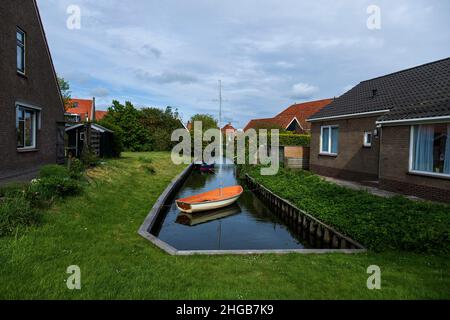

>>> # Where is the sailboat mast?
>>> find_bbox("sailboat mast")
[218,79,222,160]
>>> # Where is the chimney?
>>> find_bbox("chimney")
[91,97,96,122]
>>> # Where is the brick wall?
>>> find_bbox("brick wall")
[0,0,64,181]
[379,125,450,203]
[309,116,380,181]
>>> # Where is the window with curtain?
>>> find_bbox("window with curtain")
[321,125,339,155]
[16,106,37,149]
[411,124,450,176]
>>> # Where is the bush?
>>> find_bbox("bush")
[39,165,70,179]
[81,149,100,167]
[0,196,41,237]
[278,134,311,147]
[27,177,82,205]
[68,158,85,180]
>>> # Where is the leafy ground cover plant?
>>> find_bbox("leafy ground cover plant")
[241,165,450,253]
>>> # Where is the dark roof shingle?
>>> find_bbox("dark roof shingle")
[308,57,450,122]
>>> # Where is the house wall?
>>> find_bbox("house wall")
[309,116,380,181]
[0,0,65,181]
[379,125,450,203]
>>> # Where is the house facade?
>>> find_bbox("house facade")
[244,99,332,133]
[67,98,108,123]
[308,58,450,202]
[0,0,65,182]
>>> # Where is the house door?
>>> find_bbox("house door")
[56,123,65,164]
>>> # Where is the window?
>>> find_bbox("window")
[410,124,450,177]
[364,131,373,147]
[16,106,37,149]
[321,125,339,155]
[17,28,25,74]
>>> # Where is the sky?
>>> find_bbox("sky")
[37,0,450,129]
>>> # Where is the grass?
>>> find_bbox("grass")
[241,165,450,253]
[0,152,449,299]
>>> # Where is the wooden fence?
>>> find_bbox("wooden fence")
[245,174,365,250]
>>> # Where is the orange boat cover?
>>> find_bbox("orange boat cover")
[177,186,243,204]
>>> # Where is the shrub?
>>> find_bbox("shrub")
[39,165,70,179]
[278,134,311,147]
[81,149,100,167]
[0,195,41,237]
[68,158,85,180]
[27,177,82,205]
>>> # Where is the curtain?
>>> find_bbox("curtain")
[444,124,450,174]
[331,127,339,154]
[322,127,329,152]
[413,125,434,172]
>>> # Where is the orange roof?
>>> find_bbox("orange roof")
[68,98,108,122]
[244,98,333,132]
[221,123,237,133]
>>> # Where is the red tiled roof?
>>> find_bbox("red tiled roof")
[244,98,333,132]
[68,99,108,122]
[221,123,237,133]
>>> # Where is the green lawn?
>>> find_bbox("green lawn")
[0,152,449,299]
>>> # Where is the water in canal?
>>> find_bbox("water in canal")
[151,162,309,250]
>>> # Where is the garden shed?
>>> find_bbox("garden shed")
[65,123,114,158]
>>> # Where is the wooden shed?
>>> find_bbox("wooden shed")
[65,123,114,158]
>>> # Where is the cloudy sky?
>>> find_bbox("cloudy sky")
[37,0,450,129]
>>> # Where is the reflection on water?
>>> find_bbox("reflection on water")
[152,162,308,250]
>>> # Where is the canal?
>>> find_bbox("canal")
[151,162,311,251]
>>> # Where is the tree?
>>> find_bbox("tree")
[190,114,218,132]
[140,106,183,151]
[57,76,73,111]
[102,100,151,151]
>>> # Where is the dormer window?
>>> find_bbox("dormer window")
[17,28,26,74]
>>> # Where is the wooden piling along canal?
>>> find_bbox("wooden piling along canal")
[245,174,365,250]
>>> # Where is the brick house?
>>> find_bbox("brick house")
[66,98,108,123]
[308,58,450,202]
[244,99,332,133]
[0,0,65,182]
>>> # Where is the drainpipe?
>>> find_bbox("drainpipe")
[92,97,96,122]
[377,124,383,181]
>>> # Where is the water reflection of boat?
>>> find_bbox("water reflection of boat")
[176,186,244,213]
[176,204,241,226]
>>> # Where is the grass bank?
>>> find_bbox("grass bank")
[0,153,449,299]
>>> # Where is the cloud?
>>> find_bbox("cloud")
[36,0,450,128]
[134,69,198,84]
[90,87,109,97]
[290,83,319,100]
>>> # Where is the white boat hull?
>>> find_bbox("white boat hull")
[176,195,241,214]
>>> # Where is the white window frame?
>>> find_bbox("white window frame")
[320,125,339,156]
[408,125,450,179]
[16,104,38,150]
[17,27,26,75]
[363,131,373,147]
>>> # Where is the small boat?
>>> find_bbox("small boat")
[194,162,215,172]
[176,185,244,213]
[176,204,241,226]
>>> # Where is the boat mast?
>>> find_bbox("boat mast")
[218,80,223,196]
